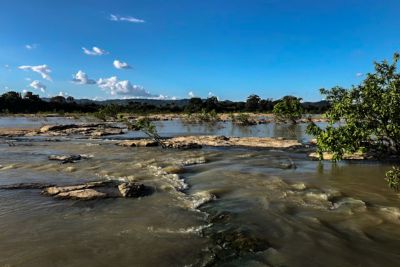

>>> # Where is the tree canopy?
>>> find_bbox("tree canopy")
[307,53,400,160]
[272,96,303,123]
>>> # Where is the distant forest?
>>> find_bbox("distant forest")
[0,91,329,114]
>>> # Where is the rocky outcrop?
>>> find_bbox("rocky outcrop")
[48,154,93,164]
[0,128,34,137]
[37,123,124,137]
[118,140,159,147]
[0,183,55,190]
[42,180,151,200]
[308,151,367,160]
[117,135,302,149]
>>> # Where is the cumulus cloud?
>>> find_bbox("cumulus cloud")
[356,72,364,77]
[109,14,145,23]
[25,44,38,50]
[113,60,131,69]
[18,64,52,81]
[29,80,47,93]
[58,91,69,97]
[72,70,96,85]
[97,76,155,98]
[82,46,108,56]
[188,91,195,98]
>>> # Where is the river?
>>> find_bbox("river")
[0,117,399,266]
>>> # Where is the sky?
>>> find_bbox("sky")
[0,0,400,101]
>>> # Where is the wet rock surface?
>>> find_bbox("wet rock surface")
[118,135,302,149]
[38,123,124,137]
[0,183,55,190]
[43,180,152,200]
[48,154,93,164]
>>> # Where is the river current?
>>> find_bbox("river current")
[0,117,399,267]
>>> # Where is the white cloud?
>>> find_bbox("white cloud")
[109,14,145,23]
[29,80,47,93]
[72,70,96,84]
[4,64,10,69]
[97,76,156,98]
[18,65,52,81]
[58,91,68,97]
[82,46,108,56]
[113,60,131,69]
[356,72,363,77]
[188,91,195,98]
[25,44,38,50]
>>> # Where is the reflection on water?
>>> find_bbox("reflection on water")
[125,120,320,142]
[0,118,399,266]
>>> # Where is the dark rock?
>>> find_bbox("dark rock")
[118,182,147,197]
[0,183,55,190]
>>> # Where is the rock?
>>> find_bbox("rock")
[0,128,35,137]
[162,165,185,174]
[166,142,203,149]
[118,140,159,147]
[42,180,150,200]
[182,156,207,166]
[291,183,306,190]
[308,151,366,160]
[208,227,270,255]
[48,154,92,164]
[118,182,146,198]
[332,197,367,213]
[117,135,302,149]
[91,128,124,137]
[0,183,55,190]
[57,189,107,200]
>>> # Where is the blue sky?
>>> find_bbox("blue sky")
[0,0,399,101]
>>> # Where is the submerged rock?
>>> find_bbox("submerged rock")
[48,154,93,164]
[162,165,186,174]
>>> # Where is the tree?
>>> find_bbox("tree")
[272,96,303,123]
[245,94,261,112]
[307,53,400,161]
[23,91,40,101]
[204,96,219,112]
[185,97,203,113]
[50,96,66,104]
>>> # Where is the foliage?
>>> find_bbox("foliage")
[306,53,400,161]
[245,94,261,112]
[273,96,303,123]
[0,91,330,115]
[93,104,121,121]
[230,113,256,126]
[188,109,219,123]
[133,117,166,148]
[385,166,400,191]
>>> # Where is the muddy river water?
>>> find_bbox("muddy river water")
[0,117,399,266]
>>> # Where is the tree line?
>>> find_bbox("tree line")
[0,91,329,114]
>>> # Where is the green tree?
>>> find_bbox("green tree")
[273,96,303,123]
[307,53,400,161]
[245,94,261,112]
